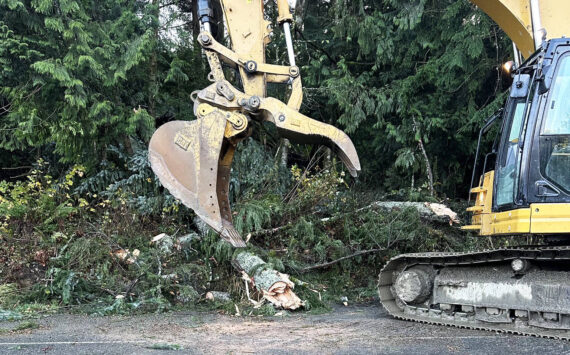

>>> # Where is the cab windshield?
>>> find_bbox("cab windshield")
[540,55,570,193]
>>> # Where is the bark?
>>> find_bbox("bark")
[367,201,460,225]
[294,0,308,32]
[417,139,434,197]
[149,0,159,118]
[280,138,290,168]
[412,116,435,197]
[232,252,303,310]
[205,291,231,302]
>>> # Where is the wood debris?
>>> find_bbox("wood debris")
[205,291,231,302]
[233,252,304,310]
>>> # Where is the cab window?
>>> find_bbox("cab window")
[540,55,570,193]
[496,100,527,207]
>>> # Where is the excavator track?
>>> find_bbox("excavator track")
[378,246,570,340]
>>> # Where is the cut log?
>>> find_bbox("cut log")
[232,252,303,310]
[318,201,459,226]
[205,291,231,302]
[366,201,459,225]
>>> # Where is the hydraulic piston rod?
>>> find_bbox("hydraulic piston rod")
[283,22,296,67]
[197,0,214,33]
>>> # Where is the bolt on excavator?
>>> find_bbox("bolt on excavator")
[148,0,570,339]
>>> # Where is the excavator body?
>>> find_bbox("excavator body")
[379,0,570,339]
[465,37,570,237]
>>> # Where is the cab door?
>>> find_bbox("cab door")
[529,51,570,203]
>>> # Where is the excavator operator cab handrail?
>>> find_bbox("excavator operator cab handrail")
[468,108,504,202]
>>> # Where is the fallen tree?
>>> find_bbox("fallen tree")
[366,201,460,225]
[319,201,460,226]
[299,248,385,273]
[223,201,459,308]
[232,252,304,310]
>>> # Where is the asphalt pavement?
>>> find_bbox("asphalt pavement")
[1,304,569,354]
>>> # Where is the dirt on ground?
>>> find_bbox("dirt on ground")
[1,304,569,354]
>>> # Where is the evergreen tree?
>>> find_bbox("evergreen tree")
[299,0,511,196]
[0,0,207,168]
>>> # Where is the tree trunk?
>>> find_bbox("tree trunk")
[280,138,290,168]
[294,0,308,32]
[149,0,159,119]
[412,116,435,197]
[232,251,303,310]
[367,201,459,225]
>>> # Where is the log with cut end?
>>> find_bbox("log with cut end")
[232,252,303,310]
[367,201,460,225]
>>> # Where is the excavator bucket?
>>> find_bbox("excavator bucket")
[148,111,246,247]
[148,0,361,248]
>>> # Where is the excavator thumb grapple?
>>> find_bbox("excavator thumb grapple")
[148,0,360,247]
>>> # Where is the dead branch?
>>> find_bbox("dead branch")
[250,223,292,238]
[299,248,385,273]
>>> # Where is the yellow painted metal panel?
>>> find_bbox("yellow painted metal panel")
[221,0,268,97]
[465,171,494,233]
[530,203,570,234]
[471,0,534,57]
[480,213,494,235]
[537,1,570,47]
[470,0,570,58]
[481,171,494,214]
[462,225,482,230]
[486,208,531,235]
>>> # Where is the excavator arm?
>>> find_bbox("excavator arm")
[148,0,361,247]
[471,0,570,58]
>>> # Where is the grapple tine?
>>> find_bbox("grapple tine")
[148,111,246,247]
[261,98,361,177]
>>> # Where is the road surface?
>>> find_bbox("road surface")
[1,304,569,354]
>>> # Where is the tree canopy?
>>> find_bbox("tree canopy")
[1,0,512,198]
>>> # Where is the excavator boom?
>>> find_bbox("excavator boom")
[471,0,570,58]
[148,0,360,247]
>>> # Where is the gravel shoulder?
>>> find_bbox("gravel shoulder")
[1,304,569,354]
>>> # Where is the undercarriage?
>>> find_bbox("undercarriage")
[378,246,570,339]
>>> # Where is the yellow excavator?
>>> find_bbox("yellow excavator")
[379,0,570,339]
[148,0,570,339]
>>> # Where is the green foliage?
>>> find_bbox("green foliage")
[233,195,283,236]
[0,0,525,316]
[0,284,18,307]
[0,309,23,321]
[0,160,87,236]
[75,140,176,215]
[230,138,292,201]
[0,0,207,169]
[13,320,39,331]
[300,0,511,196]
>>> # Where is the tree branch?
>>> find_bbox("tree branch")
[299,248,385,273]
[294,28,338,65]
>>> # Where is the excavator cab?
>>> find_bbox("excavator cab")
[466,38,570,237]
